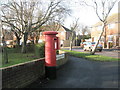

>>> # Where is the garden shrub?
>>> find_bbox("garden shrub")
[7,46,21,53]
[7,44,35,53]
[34,42,45,58]
[26,44,35,53]
[110,42,113,48]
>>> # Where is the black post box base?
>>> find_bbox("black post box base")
[45,66,56,80]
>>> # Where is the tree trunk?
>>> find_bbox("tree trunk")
[82,35,84,41]
[16,38,20,46]
[69,40,73,51]
[14,32,21,47]
[2,36,8,64]
[91,22,106,55]
[35,35,39,44]
[16,37,21,48]
[21,32,28,53]
[104,27,107,48]
[69,32,74,51]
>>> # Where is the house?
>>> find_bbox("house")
[2,24,75,47]
[1,29,16,47]
[38,25,75,47]
[91,13,120,49]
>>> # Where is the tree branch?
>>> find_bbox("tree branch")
[94,1,103,22]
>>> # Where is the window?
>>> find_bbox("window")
[108,24,115,29]
[107,35,113,42]
[97,26,102,30]
[61,31,64,35]
[6,41,10,44]
[97,26,102,31]
[40,32,43,36]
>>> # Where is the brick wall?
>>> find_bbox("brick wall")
[91,22,119,48]
[1,52,68,88]
[56,53,68,68]
[1,59,45,88]
[0,70,2,90]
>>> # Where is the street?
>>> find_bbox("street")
[62,47,119,59]
[28,56,119,88]
[26,48,119,88]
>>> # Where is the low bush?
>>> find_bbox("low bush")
[34,42,45,58]
[7,46,21,53]
[26,44,35,53]
[7,45,35,53]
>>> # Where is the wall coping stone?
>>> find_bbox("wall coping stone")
[1,51,67,70]
[0,58,45,70]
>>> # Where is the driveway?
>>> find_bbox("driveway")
[28,56,119,88]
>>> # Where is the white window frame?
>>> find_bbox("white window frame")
[108,24,115,29]
[97,26,102,31]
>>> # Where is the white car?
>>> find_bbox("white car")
[83,42,103,52]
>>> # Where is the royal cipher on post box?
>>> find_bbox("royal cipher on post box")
[43,31,60,79]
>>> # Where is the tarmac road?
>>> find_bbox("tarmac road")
[28,56,119,88]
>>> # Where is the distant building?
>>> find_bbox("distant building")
[1,30,16,47]
[91,13,120,49]
[3,24,76,47]
[39,25,75,47]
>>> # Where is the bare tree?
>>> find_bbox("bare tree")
[1,0,70,53]
[34,1,70,44]
[81,0,118,54]
[69,18,79,51]
[1,1,37,53]
[78,24,90,41]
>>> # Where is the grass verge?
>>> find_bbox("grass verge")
[62,49,120,61]
[1,46,40,68]
[1,53,39,68]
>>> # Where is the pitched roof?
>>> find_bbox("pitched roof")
[93,13,120,27]
[61,25,72,32]
[107,13,119,23]
[38,24,72,32]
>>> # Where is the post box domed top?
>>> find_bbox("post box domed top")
[43,31,58,35]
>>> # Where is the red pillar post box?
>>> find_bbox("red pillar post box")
[43,31,60,79]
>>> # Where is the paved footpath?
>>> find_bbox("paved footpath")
[72,48,119,59]
[29,56,119,88]
[95,51,119,59]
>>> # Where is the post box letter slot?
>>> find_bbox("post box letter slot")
[54,37,60,50]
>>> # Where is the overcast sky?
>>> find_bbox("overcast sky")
[0,0,119,28]
[64,0,119,28]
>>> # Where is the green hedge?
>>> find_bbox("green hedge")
[34,42,45,58]
[7,45,35,53]
[26,45,35,53]
[7,47,21,53]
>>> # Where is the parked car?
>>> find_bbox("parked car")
[81,42,88,48]
[83,42,103,52]
[83,42,91,51]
